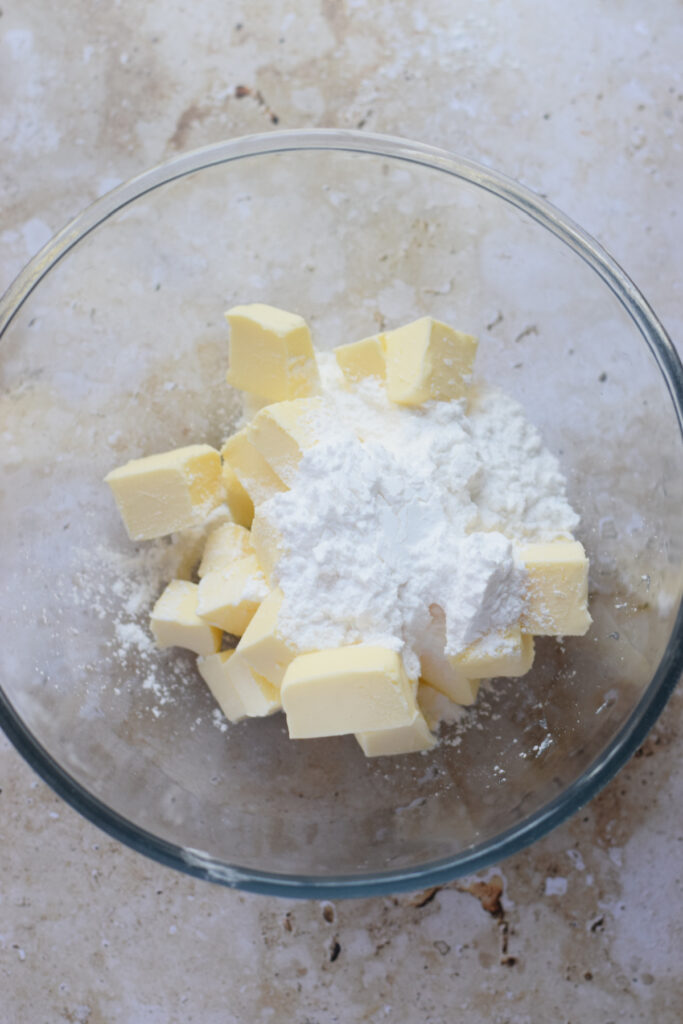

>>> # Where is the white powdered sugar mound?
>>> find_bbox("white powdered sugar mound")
[467,387,580,540]
[262,354,578,680]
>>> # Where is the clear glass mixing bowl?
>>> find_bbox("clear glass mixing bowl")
[1,130,681,898]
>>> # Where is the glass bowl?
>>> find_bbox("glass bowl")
[1,130,681,899]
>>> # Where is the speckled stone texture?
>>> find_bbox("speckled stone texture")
[1,1,682,1022]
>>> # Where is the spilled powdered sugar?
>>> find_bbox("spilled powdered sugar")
[262,355,578,681]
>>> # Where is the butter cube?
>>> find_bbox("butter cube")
[282,646,418,739]
[247,398,322,487]
[334,335,386,383]
[250,510,285,581]
[454,625,535,679]
[418,682,458,731]
[420,648,480,706]
[170,503,235,581]
[105,444,223,541]
[225,303,321,402]
[383,317,478,405]
[221,428,287,506]
[518,541,592,636]
[198,522,254,578]
[234,588,299,688]
[355,709,436,757]
[197,649,281,723]
[150,580,221,655]
[221,464,254,528]
[196,555,268,636]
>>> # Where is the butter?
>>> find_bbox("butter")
[250,510,284,581]
[225,303,321,402]
[197,649,281,722]
[198,522,254,578]
[196,555,268,636]
[221,428,287,506]
[150,580,221,655]
[334,335,386,383]
[281,645,418,739]
[105,444,222,541]
[383,316,478,405]
[171,503,235,580]
[221,463,254,528]
[108,295,589,758]
[418,682,453,731]
[454,625,535,679]
[518,541,592,636]
[233,588,298,688]
[247,398,322,487]
[420,648,480,706]
[355,709,436,757]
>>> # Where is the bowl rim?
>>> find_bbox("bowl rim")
[1,127,682,899]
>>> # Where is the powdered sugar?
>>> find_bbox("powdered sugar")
[240,569,269,604]
[468,386,579,540]
[262,354,579,681]
[114,620,155,655]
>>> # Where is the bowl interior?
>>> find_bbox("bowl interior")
[1,142,681,885]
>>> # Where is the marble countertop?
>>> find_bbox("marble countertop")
[1,1,682,1021]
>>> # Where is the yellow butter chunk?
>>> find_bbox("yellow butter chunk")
[250,510,285,581]
[355,709,436,757]
[247,398,322,487]
[518,541,592,636]
[281,646,418,740]
[334,335,386,383]
[221,428,287,506]
[197,650,281,723]
[233,588,299,688]
[420,648,480,706]
[225,303,321,402]
[196,555,268,636]
[198,522,254,578]
[454,625,535,679]
[221,464,254,528]
[417,682,455,730]
[170,503,235,581]
[383,316,478,406]
[150,580,221,656]
[105,444,223,541]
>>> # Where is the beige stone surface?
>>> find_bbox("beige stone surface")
[1,1,682,1021]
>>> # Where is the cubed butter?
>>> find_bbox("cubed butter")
[221,428,287,506]
[221,463,254,528]
[170,502,235,581]
[417,682,459,731]
[250,510,285,581]
[150,580,221,655]
[196,555,268,636]
[197,649,281,723]
[105,444,223,541]
[233,588,299,688]
[247,398,322,487]
[420,648,480,706]
[282,645,418,739]
[383,316,478,405]
[518,541,592,636]
[225,303,321,402]
[454,625,535,679]
[334,335,386,383]
[355,709,436,757]
[198,522,254,578]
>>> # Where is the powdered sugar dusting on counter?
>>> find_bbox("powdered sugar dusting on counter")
[263,354,579,681]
